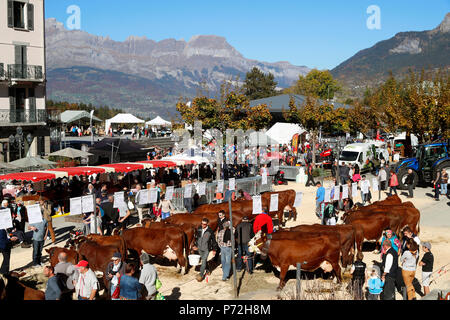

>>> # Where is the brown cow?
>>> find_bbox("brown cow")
[248,231,342,290]
[45,247,79,268]
[143,220,197,253]
[121,227,188,274]
[0,272,45,301]
[286,224,363,268]
[85,234,128,260]
[261,189,298,222]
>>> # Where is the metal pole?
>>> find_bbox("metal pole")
[111,142,114,163]
[296,263,301,300]
[228,197,238,298]
[93,195,97,234]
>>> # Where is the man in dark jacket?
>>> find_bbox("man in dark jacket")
[350,252,366,300]
[405,169,415,198]
[381,239,399,300]
[0,229,17,274]
[235,216,255,273]
[101,195,119,236]
[193,218,216,282]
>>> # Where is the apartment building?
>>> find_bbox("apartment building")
[0,0,57,162]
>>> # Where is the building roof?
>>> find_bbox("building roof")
[249,94,352,112]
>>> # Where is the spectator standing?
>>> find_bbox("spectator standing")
[217,220,233,281]
[388,171,399,196]
[432,169,441,201]
[350,252,366,300]
[217,210,229,232]
[54,251,79,292]
[0,229,17,274]
[235,216,254,274]
[139,252,158,300]
[380,228,401,257]
[223,186,236,202]
[367,265,384,300]
[40,199,55,243]
[377,164,387,191]
[405,169,415,198]
[305,163,316,187]
[75,260,99,300]
[440,169,448,197]
[28,212,48,267]
[399,226,421,256]
[134,184,146,224]
[158,194,174,221]
[315,182,325,220]
[419,242,434,296]
[183,180,194,213]
[400,239,419,300]
[119,264,142,300]
[193,218,216,282]
[44,265,62,300]
[381,239,398,300]
[105,252,127,300]
[253,208,274,239]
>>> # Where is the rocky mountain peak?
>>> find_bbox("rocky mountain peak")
[436,12,450,33]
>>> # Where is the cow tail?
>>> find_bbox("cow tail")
[183,231,189,268]
[120,235,127,261]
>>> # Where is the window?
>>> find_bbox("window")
[7,1,33,30]
[339,151,359,162]
[13,1,25,29]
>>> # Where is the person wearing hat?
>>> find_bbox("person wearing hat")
[75,260,99,300]
[419,242,434,296]
[105,252,127,300]
[138,252,158,300]
[235,216,254,273]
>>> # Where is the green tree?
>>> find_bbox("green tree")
[285,69,341,100]
[243,67,278,100]
[282,95,302,124]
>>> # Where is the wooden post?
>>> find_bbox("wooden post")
[296,263,301,300]
[229,197,238,298]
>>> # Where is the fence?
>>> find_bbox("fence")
[171,176,274,211]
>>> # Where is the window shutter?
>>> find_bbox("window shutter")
[7,0,13,28]
[27,3,34,31]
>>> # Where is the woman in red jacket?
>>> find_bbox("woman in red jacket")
[389,171,399,196]
[253,208,274,239]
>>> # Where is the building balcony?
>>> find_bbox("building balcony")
[7,64,44,82]
[0,109,59,126]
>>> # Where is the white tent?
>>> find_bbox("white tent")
[146,116,172,127]
[266,122,306,145]
[105,113,145,134]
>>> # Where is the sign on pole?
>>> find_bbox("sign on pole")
[82,195,95,213]
[324,187,331,203]
[0,208,13,230]
[197,182,207,196]
[294,192,303,207]
[229,178,236,191]
[70,197,82,215]
[184,184,192,199]
[269,194,279,212]
[372,178,379,192]
[165,186,174,201]
[342,184,349,199]
[149,188,159,203]
[361,180,370,194]
[352,183,358,199]
[138,190,149,205]
[262,172,268,185]
[217,180,224,193]
[26,204,43,224]
[114,191,125,208]
[333,185,340,201]
[252,195,262,214]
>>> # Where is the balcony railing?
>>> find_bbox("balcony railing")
[0,109,49,124]
[0,63,5,79]
[7,64,44,81]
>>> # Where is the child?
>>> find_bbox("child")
[419,242,434,296]
[367,265,384,300]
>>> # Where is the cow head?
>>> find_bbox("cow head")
[248,231,268,256]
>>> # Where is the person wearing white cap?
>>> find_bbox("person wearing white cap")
[105,252,127,300]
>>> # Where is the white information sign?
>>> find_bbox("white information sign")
[372,178,379,192]
[269,194,279,212]
[217,180,224,193]
[165,186,174,201]
[262,172,268,185]
[361,180,370,194]
[352,183,358,199]
[334,186,340,201]
[82,195,95,213]
[26,204,43,224]
[138,190,149,205]
[149,188,159,203]
[184,184,192,199]
[229,178,236,191]
[70,197,82,215]
[114,192,125,208]
[293,192,303,207]
[252,195,262,215]
[0,208,13,230]
[342,185,349,199]
[197,182,207,196]
[324,188,331,203]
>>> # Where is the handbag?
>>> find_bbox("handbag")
[111,275,121,299]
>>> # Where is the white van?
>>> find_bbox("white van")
[338,143,376,166]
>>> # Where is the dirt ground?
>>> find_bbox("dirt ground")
[5,179,450,300]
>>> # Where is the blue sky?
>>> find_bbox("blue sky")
[45,0,449,70]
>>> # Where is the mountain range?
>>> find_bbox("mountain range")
[331,13,450,90]
[45,18,310,117]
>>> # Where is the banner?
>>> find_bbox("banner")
[333,185,340,201]
[293,192,303,207]
[252,195,262,214]
[0,208,13,230]
[269,194,279,212]
[291,133,300,155]
[26,204,43,224]
[70,197,82,215]
[165,186,174,201]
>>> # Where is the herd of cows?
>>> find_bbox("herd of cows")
[0,189,420,300]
